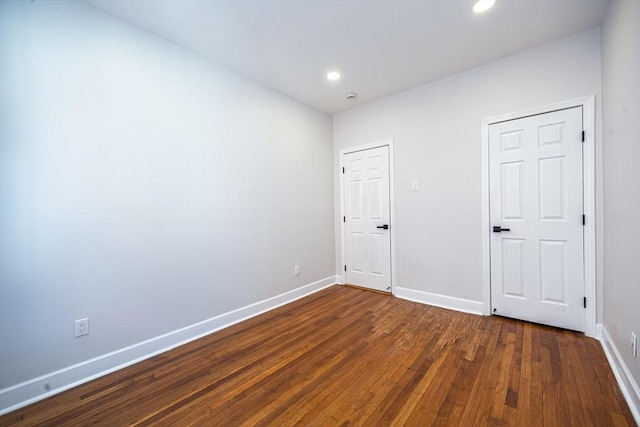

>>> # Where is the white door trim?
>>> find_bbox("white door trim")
[340,139,396,294]
[481,96,597,337]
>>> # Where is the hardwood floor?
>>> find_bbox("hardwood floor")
[0,285,635,426]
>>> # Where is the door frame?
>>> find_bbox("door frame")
[481,96,597,337]
[339,139,396,294]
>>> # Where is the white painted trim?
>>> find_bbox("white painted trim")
[339,139,396,293]
[581,96,597,338]
[481,118,491,316]
[395,287,484,316]
[0,276,338,415]
[600,326,640,424]
[388,142,397,295]
[481,96,598,337]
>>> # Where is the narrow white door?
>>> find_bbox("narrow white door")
[489,107,585,331]
[343,146,391,292]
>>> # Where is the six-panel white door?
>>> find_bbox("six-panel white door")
[489,107,585,331]
[343,146,391,292]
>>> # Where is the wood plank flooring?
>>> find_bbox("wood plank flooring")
[0,285,635,426]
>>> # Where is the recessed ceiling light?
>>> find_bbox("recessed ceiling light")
[472,0,496,13]
[326,71,341,81]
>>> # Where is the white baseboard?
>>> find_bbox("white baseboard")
[335,275,344,284]
[394,286,484,316]
[0,276,338,416]
[599,325,640,424]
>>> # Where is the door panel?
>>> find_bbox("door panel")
[501,161,525,219]
[490,107,584,331]
[502,238,525,298]
[539,157,565,220]
[539,240,566,303]
[370,232,385,276]
[343,146,391,292]
[350,233,364,273]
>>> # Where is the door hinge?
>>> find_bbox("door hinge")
[342,167,345,173]
[582,214,586,225]
[583,297,587,308]
[343,216,346,223]
[344,265,347,272]
[582,131,585,142]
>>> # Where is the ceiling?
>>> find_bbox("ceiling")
[85,0,608,114]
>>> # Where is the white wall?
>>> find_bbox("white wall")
[0,0,334,405]
[601,0,640,394]
[333,29,602,307]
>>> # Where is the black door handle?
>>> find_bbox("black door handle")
[493,226,511,233]
[377,224,389,230]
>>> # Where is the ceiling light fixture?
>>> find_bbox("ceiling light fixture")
[326,71,341,81]
[472,0,496,13]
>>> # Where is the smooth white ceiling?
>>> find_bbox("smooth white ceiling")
[85,0,608,114]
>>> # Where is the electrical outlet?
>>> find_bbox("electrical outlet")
[294,265,300,276]
[75,318,89,338]
[631,332,637,357]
